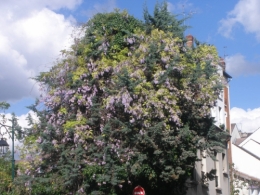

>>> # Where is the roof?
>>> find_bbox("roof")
[232,144,260,180]
[223,71,232,79]
[231,123,236,132]
[235,170,260,183]
[235,138,247,145]
[239,128,260,147]
[236,144,260,161]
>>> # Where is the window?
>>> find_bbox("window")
[222,153,226,172]
[215,176,218,187]
[214,152,220,188]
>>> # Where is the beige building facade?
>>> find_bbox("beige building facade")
[186,35,232,195]
[231,124,260,195]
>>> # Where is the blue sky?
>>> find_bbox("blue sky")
[1,0,260,132]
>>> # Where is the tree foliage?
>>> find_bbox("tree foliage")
[0,102,21,195]
[0,102,10,111]
[15,2,229,195]
[0,154,12,194]
[143,2,187,37]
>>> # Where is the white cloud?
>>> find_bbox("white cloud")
[219,0,260,40]
[0,1,80,102]
[1,111,37,129]
[0,0,82,14]
[0,111,38,159]
[167,2,175,12]
[83,0,117,18]
[1,111,38,135]
[231,107,260,132]
[226,54,260,76]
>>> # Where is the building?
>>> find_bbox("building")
[186,35,232,195]
[231,123,260,195]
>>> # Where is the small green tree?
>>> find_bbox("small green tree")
[0,154,13,194]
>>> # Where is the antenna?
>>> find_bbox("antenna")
[180,1,196,34]
[187,10,196,23]
[223,46,228,59]
[182,4,186,26]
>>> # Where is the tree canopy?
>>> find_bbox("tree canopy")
[15,2,229,195]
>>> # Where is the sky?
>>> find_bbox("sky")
[0,0,260,133]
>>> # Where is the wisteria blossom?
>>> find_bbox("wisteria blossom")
[15,6,227,195]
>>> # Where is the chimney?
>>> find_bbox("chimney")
[219,58,226,71]
[186,34,193,48]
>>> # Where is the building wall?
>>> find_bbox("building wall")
[232,144,260,195]
[242,140,260,157]
[186,149,230,195]
[233,179,250,195]
[231,124,241,144]
[211,65,226,129]
[224,85,233,166]
[239,129,260,158]
[187,78,230,195]
[231,124,260,195]
[185,37,231,195]
[232,144,260,180]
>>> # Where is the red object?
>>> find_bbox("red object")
[133,185,145,195]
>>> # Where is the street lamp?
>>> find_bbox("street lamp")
[0,137,9,155]
[0,118,15,181]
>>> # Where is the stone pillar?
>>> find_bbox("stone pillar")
[253,188,258,195]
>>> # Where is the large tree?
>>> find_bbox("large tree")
[16,2,229,195]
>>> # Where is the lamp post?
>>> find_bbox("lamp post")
[0,137,9,155]
[0,118,15,181]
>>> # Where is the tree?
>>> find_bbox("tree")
[15,2,229,195]
[143,1,186,37]
[0,102,10,111]
[0,154,13,194]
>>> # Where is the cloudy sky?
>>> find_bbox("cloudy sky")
[1,0,260,132]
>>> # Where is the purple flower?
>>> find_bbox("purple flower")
[78,187,84,193]
[164,45,169,51]
[52,140,58,145]
[25,181,30,187]
[130,118,135,123]
[139,58,145,64]
[26,155,32,161]
[126,37,135,44]
[36,137,42,143]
